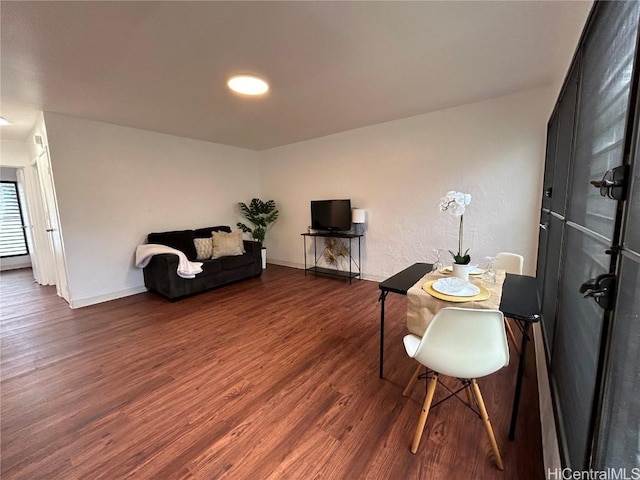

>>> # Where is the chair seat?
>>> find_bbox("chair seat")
[404,333,506,378]
[402,334,421,358]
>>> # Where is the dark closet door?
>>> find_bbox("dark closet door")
[542,111,559,211]
[536,111,557,322]
[536,210,549,315]
[593,98,640,469]
[539,59,580,358]
[549,0,640,469]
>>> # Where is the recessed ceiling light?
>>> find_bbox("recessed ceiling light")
[227,75,269,96]
[0,117,11,126]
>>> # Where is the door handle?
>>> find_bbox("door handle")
[579,279,596,294]
[590,179,618,188]
[46,228,54,232]
[539,222,548,231]
[580,274,616,311]
[590,165,628,200]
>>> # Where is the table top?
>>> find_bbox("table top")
[301,232,363,238]
[379,262,540,323]
[499,274,540,322]
[379,263,433,294]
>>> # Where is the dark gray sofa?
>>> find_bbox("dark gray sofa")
[142,226,262,300]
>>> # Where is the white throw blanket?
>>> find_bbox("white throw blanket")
[135,244,203,279]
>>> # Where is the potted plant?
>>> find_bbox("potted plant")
[439,190,473,280]
[237,198,279,269]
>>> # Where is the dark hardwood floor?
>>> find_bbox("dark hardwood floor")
[0,265,543,479]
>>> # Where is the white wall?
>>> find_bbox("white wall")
[43,113,261,307]
[0,139,30,168]
[34,86,553,306]
[1,166,19,181]
[261,87,554,279]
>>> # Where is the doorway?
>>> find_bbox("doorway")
[0,137,69,304]
[0,168,32,273]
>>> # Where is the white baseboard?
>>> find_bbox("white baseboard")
[267,259,383,283]
[70,286,148,309]
[68,260,380,309]
[533,323,561,474]
[0,261,32,271]
[267,258,305,270]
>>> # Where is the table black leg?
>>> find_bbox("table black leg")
[378,291,388,378]
[509,321,530,440]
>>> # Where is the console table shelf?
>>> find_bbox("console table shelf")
[305,266,360,280]
[301,232,363,284]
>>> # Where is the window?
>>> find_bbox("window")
[0,181,29,257]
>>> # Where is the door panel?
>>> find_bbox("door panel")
[567,1,638,240]
[551,227,610,467]
[541,214,564,357]
[552,61,580,216]
[625,165,640,251]
[594,256,640,468]
[543,113,559,211]
[36,147,69,302]
[593,91,640,469]
[536,211,549,298]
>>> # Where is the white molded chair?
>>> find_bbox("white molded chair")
[402,307,509,470]
[493,252,524,354]
[494,252,524,275]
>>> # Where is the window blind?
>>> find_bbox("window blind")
[0,181,29,257]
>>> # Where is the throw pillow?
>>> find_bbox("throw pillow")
[211,230,246,259]
[148,230,197,260]
[193,237,214,260]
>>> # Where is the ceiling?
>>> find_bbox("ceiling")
[1,1,592,151]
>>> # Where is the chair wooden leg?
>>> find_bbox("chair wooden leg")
[403,363,423,397]
[411,373,438,454]
[471,379,504,470]
[504,317,520,356]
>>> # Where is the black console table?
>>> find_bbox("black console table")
[301,232,362,284]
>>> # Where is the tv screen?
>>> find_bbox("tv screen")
[311,199,352,232]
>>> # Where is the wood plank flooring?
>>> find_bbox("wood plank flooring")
[0,266,543,479]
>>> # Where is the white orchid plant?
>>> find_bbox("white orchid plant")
[439,190,472,265]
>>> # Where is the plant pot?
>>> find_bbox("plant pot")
[261,247,267,269]
[452,263,473,281]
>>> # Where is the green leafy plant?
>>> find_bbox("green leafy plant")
[449,248,471,265]
[237,198,279,243]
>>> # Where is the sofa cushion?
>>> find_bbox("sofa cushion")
[212,231,245,259]
[221,253,254,270]
[194,225,232,238]
[199,258,223,275]
[148,230,197,260]
[193,237,214,260]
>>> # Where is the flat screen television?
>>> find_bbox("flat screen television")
[311,199,352,232]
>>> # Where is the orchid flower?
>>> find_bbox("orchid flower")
[439,190,472,264]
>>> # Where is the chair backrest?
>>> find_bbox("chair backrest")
[412,307,509,379]
[494,252,524,275]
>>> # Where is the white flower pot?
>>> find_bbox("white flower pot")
[452,263,472,281]
[261,247,267,269]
